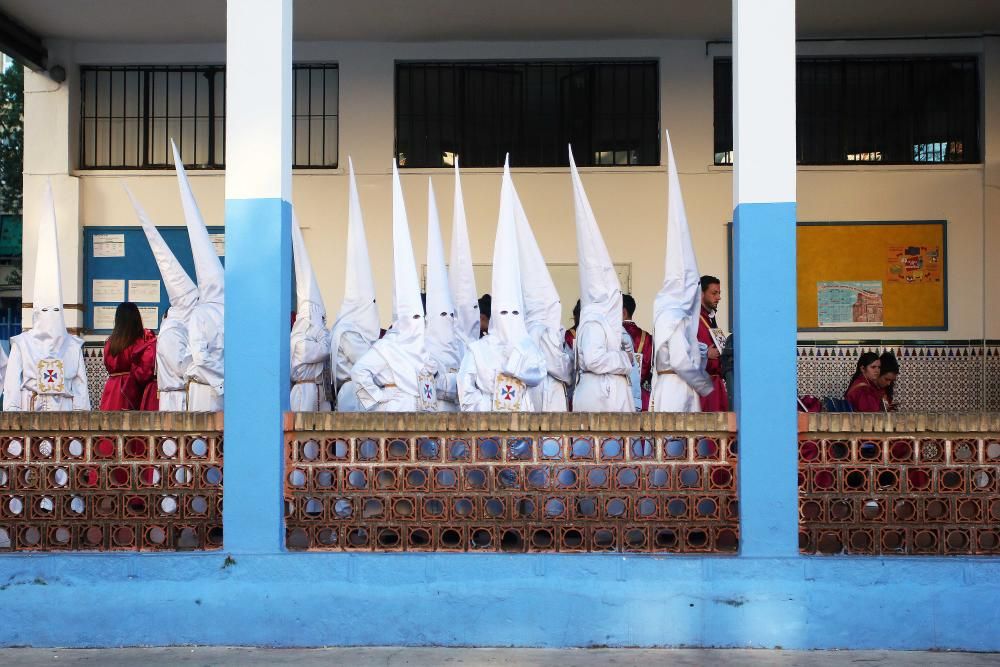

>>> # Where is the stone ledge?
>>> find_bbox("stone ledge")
[285,411,737,434]
[800,412,1000,435]
[0,412,224,433]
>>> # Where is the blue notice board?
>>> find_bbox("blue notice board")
[83,226,225,334]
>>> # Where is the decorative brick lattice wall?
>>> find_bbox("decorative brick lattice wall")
[799,413,1000,555]
[0,412,223,551]
[285,412,738,553]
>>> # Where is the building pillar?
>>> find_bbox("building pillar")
[731,0,798,557]
[222,0,293,553]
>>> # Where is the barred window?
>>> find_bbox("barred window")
[395,60,659,168]
[713,56,980,166]
[79,64,339,169]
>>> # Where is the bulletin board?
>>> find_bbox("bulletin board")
[797,220,947,331]
[83,226,225,334]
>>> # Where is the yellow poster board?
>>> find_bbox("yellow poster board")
[797,221,946,331]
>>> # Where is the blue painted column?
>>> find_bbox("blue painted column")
[222,0,293,553]
[732,0,799,557]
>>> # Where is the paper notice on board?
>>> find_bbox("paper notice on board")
[129,279,161,302]
[93,234,125,258]
[93,306,117,330]
[209,234,225,256]
[92,279,125,303]
[137,306,159,330]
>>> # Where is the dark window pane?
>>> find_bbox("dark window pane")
[395,60,659,168]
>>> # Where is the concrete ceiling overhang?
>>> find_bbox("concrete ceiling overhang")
[1,0,999,45]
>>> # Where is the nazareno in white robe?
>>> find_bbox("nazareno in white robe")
[650,318,713,412]
[3,333,90,411]
[155,312,193,411]
[457,335,547,412]
[186,302,224,411]
[290,310,332,411]
[572,316,634,413]
[331,327,372,412]
[526,322,573,412]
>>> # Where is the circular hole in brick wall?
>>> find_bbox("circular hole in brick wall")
[204,466,223,486]
[813,470,835,490]
[53,527,71,545]
[160,438,178,458]
[113,526,135,547]
[925,499,947,520]
[36,439,54,458]
[95,497,116,517]
[346,528,368,548]
[497,468,518,489]
[655,528,677,549]
[876,470,898,489]
[440,528,462,548]
[377,528,400,548]
[667,499,687,517]
[556,469,577,487]
[453,499,473,517]
[678,468,699,487]
[850,531,872,551]
[973,470,992,490]
[0,468,7,486]
[830,500,851,520]
[160,496,178,515]
[69,496,85,515]
[890,441,913,461]
[602,438,622,458]
[301,440,320,461]
[465,469,487,489]
[8,496,23,515]
[140,466,161,486]
[416,438,439,460]
[67,439,84,457]
[394,498,414,518]
[696,438,718,458]
[527,468,548,488]
[347,471,366,489]
[531,529,553,549]
[22,526,41,547]
[317,528,337,547]
[358,439,379,460]
[862,500,881,520]
[544,499,566,518]
[801,500,822,520]
[94,438,115,458]
[882,529,903,551]
[125,438,147,458]
[362,499,384,519]
[304,498,323,518]
[979,531,999,551]
[571,438,593,458]
[606,499,626,518]
[5,439,22,458]
[637,498,657,517]
[696,498,717,517]
[148,526,167,545]
[37,496,54,515]
[947,530,969,551]
[576,498,597,517]
[716,529,738,551]
[479,439,500,460]
[914,530,938,551]
[334,499,353,519]
[587,468,608,487]
[828,442,850,460]
[471,529,492,549]
[435,469,457,487]
[941,471,963,490]
[987,442,1000,459]
[541,439,561,458]
[893,499,916,521]
[288,469,307,488]
[286,527,310,550]
[687,530,708,549]
[406,469,427,488]
[126,496,146,515]
[624,529,645,549]
[449,440,470,460]
[484,499,504,518]
[617,469,638,487]
[845,471,866,489]
[817,532,842,555]
[563,529,584,549]
[711,468,732,487]
[187,438,207,457]
[593,529,615,549]
[424,499,445,518]
[958,499,979,520]
[648,468,669,488]
[508,437,532,460]
[953,442,974,462]
[316,471,335,488]
[84,527,103,547]
[858,442,879,460]
[907,469,931,490]
[516,499,535,517]
[19,467,36,487]
[409,528,430,548]
[173,466,193,486]
[631,438,654,459]
[387,439,408,458]
[328,439,349,459]
[664,438,686,458]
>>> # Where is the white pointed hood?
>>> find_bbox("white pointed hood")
[171,140,224,305]
[291,212,326,325]
[569,145,622,342]
[512,180,561,331]
[332,158,381,346]
[30,180,68,348]
[124,184,199,322]
[425,178,462,370]
[654,131,702,366]
[448,159,480,343]
[488,156,531,349]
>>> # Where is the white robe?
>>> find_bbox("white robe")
[3,334,90,411]
[290,318,332,412]
[350,345,419,412]
[433,360,461,412]
[0,344,8,398]
[526,323,573,412]
[651,319,713,412]
[457,336,546,412]
[156,317,192,411]
[332,329,373,412]
[572,319,633,412]
[186,302,224,411]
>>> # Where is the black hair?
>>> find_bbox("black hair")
[622,293,637,318]
[478,293,492,319]
[572,299,581,329]
[107,302,145,357]
[700,275,721,292]
[845,351,880,396]
[879,351,900,402]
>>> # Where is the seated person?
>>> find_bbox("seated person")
[844,352,883,412]
[877,351,899,412]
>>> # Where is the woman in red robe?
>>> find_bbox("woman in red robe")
[845,351,883,412]
[100,302,158,410]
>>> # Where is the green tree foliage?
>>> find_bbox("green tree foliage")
[0,62,23,213]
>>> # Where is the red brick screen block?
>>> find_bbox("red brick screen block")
[284,412,738,553]
[0,412,223,552]
[799,412,1000,556]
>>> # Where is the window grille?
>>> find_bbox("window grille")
[80,64,339,169]
[713,56,980,166]
[395,60,659,168]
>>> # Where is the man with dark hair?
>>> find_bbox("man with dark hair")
[697,275,729,411]
[478,293,491,338]
[621,294,653,411]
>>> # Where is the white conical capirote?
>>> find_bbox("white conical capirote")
[488,156,530,347]
[123,183,199,319]
[569,145,622,335]
[653,131,702,365]
[291,213,326,320]
[171,140,224,304]
[511,181,561,331]
[448,158,480,343]
[425,178,461,368]
[391,160,424,329]
[31,180,67,342]
[333,157,380,343]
